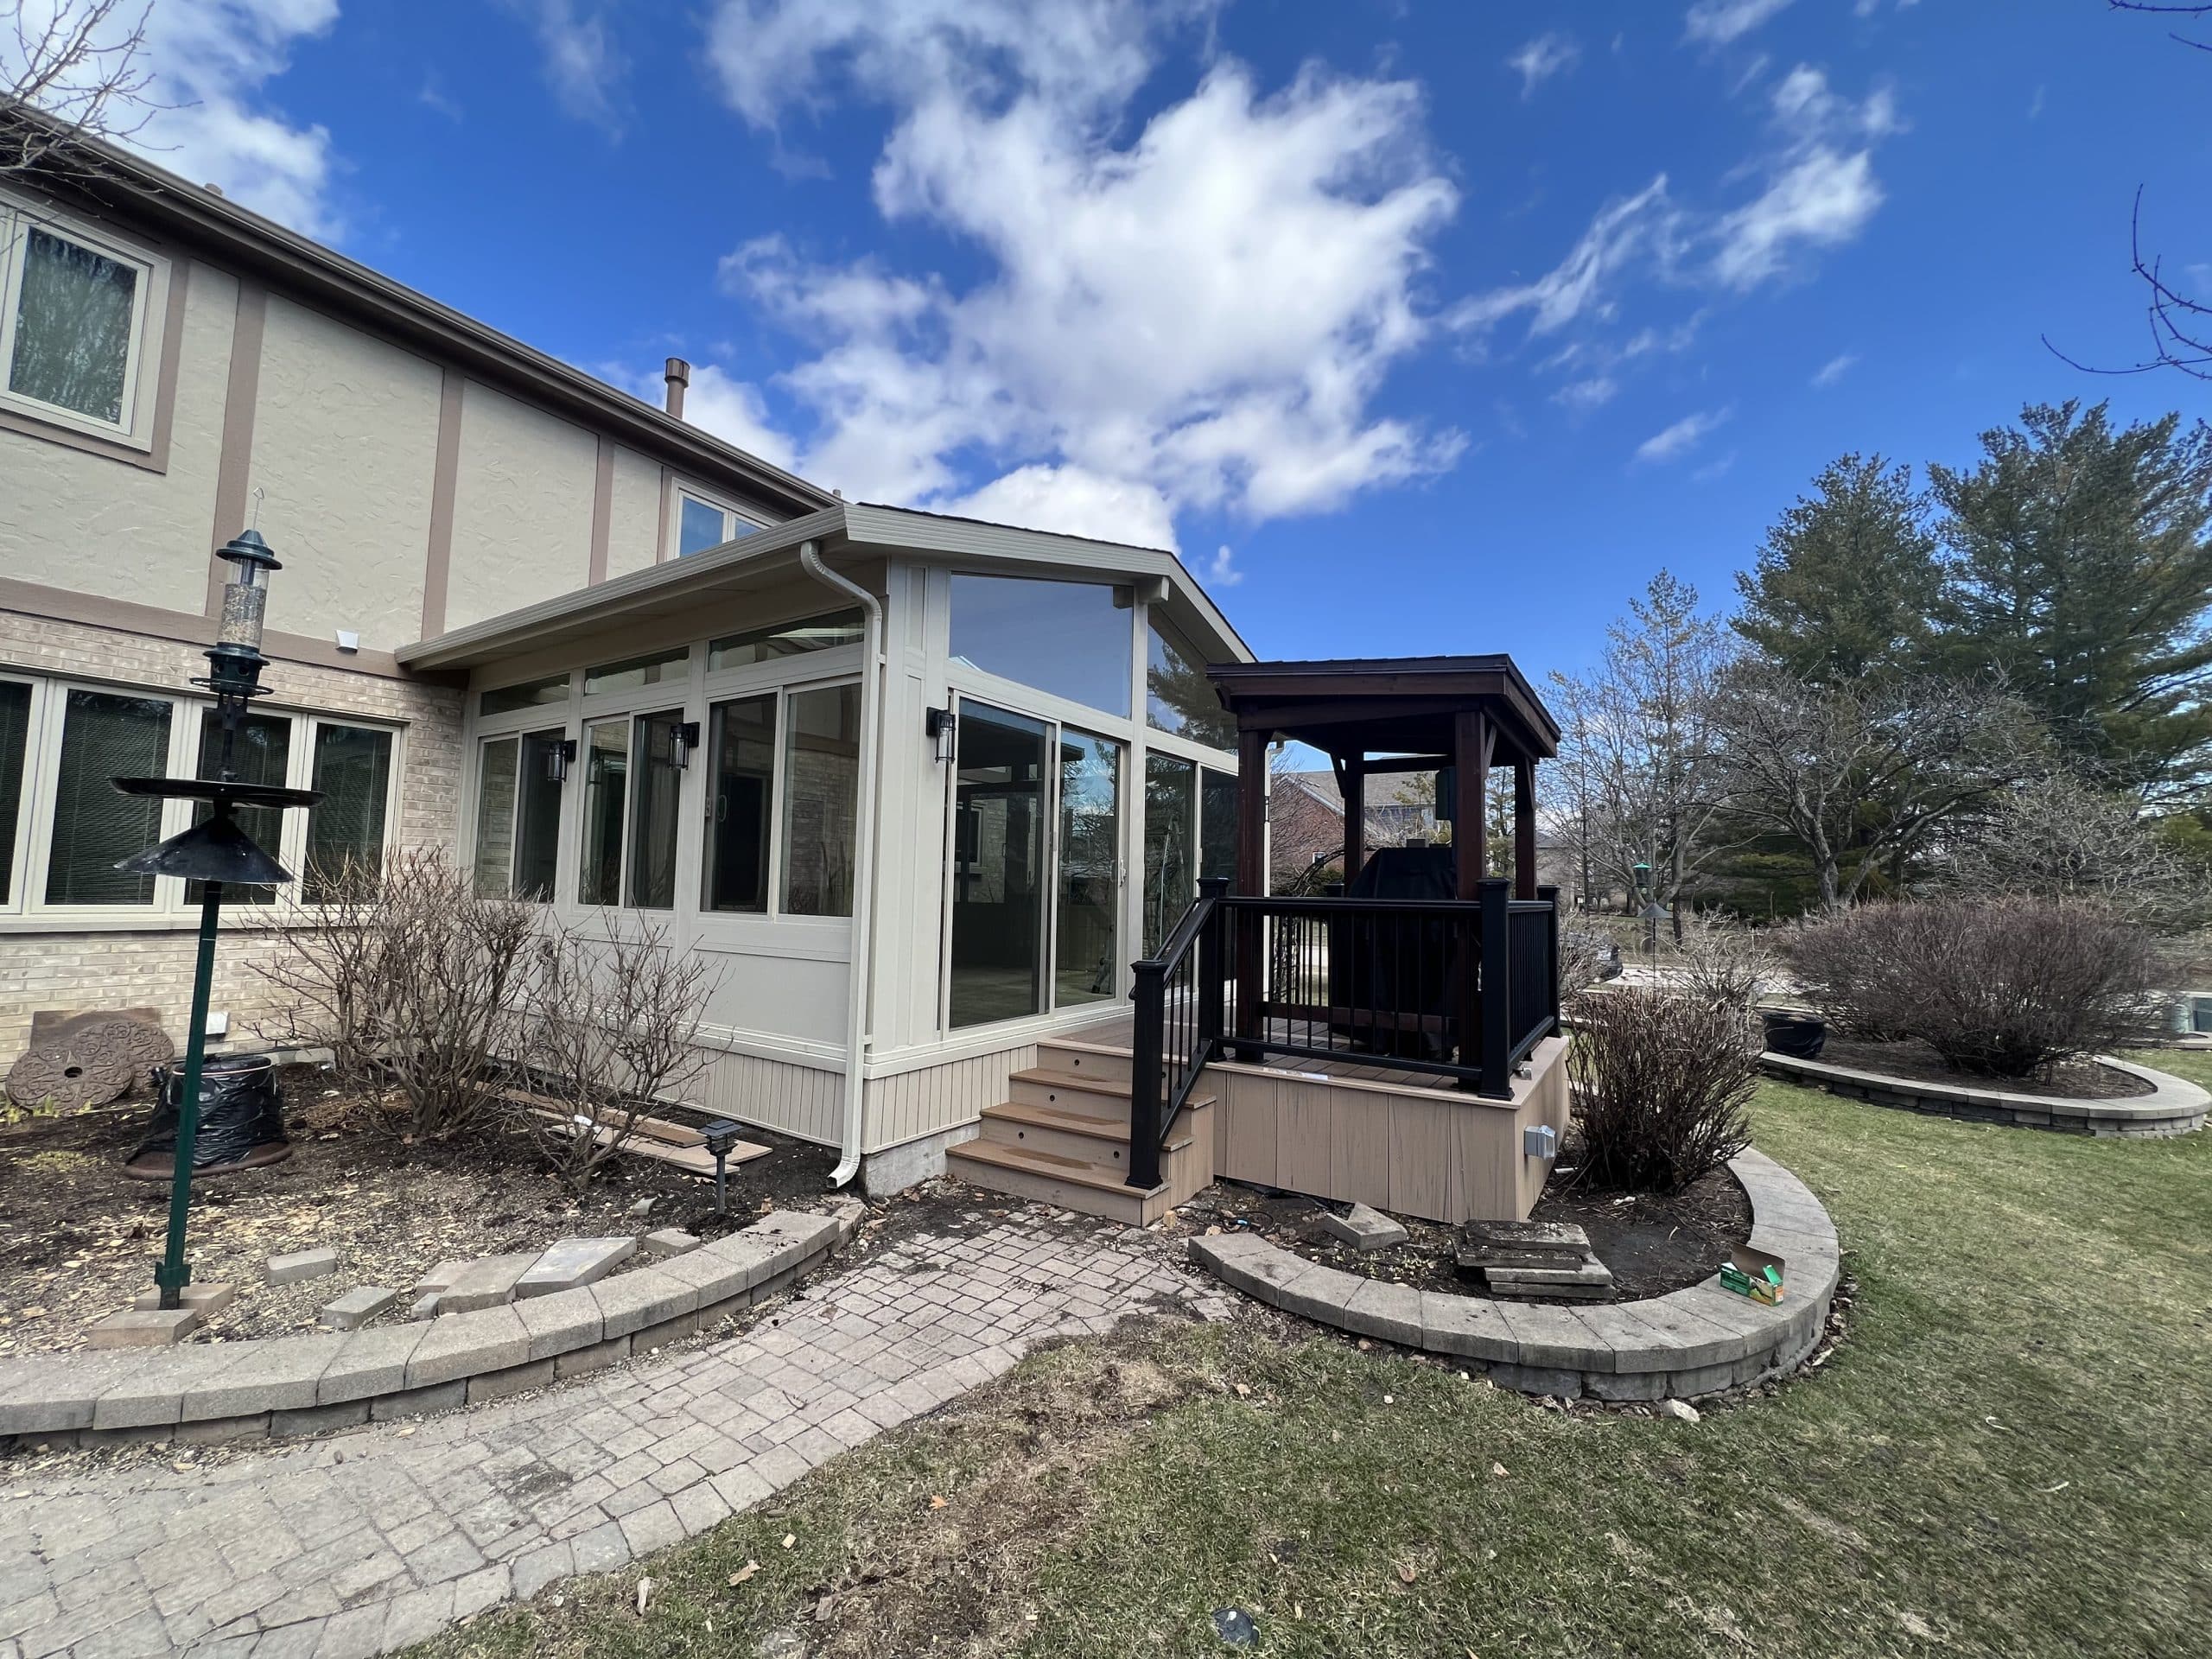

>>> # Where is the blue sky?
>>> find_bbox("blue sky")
[91,0,2210,683]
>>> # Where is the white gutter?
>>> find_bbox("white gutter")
[798,540,883,1189]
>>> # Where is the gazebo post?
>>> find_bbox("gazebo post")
[1338,754,1365,885]
[1513,754,1538,901]
[1233,725,1268,1056]
[1453,710,1491,1084]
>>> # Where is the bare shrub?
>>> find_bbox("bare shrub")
[1556,928,1611,1000]
[1567,986,1758,1193]
[1673,912,1779,1014]
[256,849,537,1139]
[1786,897,2164,1078]
[512,913,719,1191]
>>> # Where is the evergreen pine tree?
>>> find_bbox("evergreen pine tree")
[1929,401,2212,799]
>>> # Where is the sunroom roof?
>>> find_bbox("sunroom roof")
[395,502,1252,673]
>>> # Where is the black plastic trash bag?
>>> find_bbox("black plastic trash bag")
[126,1053,292,1177]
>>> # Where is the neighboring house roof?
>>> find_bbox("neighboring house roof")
[396,501,1253,671]
[3,110,837,520]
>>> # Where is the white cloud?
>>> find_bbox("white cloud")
[1450,176,1673,338]
[707,0,1213,132]
[1205,543,1243,587]
[938,464,1178,550]
[506,0,626,133]
[1506,32,1580,99]
[1692,448,1738,481]
[1811,352,1857,387]
[1635,406,1730,463]
[33,0,348,238]
[1553,375,1618,411]
[1713,146,1880,289]
[1684,0,1794,47]
[703,9,1468,540]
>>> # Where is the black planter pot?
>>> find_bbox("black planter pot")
[1764,1011,1827,1060]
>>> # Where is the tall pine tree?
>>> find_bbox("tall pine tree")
[1929,402,2212,800]
[1732,454,1943,684]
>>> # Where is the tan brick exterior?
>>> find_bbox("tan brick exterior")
[0,612,465,1063]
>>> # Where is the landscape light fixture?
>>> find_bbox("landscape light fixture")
[111,527,321,1312]
[700,1117,745,1214]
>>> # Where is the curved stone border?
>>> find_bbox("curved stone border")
[0,1202,864,1449]
[1761,1051,2208,1138]
[1189,1149,1839,1402]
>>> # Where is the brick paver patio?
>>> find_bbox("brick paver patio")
[0,1217,1221,1657]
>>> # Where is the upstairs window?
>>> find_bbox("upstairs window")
[677,490,762,557]
[0,205,160,443]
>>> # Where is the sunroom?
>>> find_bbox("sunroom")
[395,503,1254,1190]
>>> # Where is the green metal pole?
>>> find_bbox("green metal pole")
[155,880,224,1311]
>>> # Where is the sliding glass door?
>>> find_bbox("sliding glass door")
[1056,731,1122,1007]
[950,703,1050,1028]
[948,699,1127,1030]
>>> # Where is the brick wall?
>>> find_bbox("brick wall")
[0,612,466,1063]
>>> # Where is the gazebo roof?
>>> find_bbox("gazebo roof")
[1204,655,1560,764]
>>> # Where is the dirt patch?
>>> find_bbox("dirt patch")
[1173,1137,1752,1304]
[1817,1038,2153,1100]
[0,1065,837,1354]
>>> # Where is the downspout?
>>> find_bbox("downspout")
[799,539,882,1189]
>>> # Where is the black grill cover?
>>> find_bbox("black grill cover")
[1332,846,1461,1058]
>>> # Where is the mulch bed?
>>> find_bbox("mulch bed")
[1816,1037,2154,1100]
[0,1065,837,1356]
[1173,1130,1752,1305]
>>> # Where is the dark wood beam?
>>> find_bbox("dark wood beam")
[1452,710,1491,901]
[1514,755,1537,901]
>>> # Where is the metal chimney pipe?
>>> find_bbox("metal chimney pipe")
[664,357,691,419]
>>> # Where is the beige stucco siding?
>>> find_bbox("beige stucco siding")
[251,295,442,652]
[444,383,594,629]
[0,262,237,614]
[604,445,664,579]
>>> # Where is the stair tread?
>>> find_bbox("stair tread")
[981,1098,1197,1153]
[1012,1067,1217,1111]
[946,1137,1167,1198]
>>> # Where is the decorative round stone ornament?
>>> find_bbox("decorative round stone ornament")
[4,1046,134,1112]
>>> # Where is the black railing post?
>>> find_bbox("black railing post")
[1478,876,1512,1098]
[1128,961,1166,1190]
[1537,884,1561,1037]
[1197,877,1228,1055]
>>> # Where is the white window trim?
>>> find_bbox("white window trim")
[0,670,404,931]
[669,480,770,561]
[0,189,169,451]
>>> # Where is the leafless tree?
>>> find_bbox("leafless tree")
[2,2,158,177]
[513,914,720,1192]
[1548,571,1738,939]
[2044,6,2212,378]
[1937,771,2212,933]
[1711,661,2044,908]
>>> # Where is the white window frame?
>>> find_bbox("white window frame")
[0,190,168,449]
[701,670,863,923]
[669,480,769,560]
[0,671,403,929]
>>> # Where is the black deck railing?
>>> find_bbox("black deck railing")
[1125,877,1560,1190]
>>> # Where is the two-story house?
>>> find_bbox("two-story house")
[0,117,1253,1194]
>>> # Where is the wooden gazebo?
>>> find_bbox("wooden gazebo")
[1203,654,1561,903]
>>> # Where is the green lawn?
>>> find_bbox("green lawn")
[421,1056,2212,1658]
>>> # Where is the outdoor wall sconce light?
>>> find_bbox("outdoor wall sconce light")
[545,737,577,784]
[111,527,321,1313]
[700,1117,744,1214]
[670,720,702,770]
[925,705,957,762]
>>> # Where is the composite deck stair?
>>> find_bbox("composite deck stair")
[944,1039,1216,1224]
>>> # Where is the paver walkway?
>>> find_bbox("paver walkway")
[0,1218,1220,1657]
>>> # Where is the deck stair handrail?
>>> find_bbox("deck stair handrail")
[1125,875,1229,1191]
[1125,878,1561,1191]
